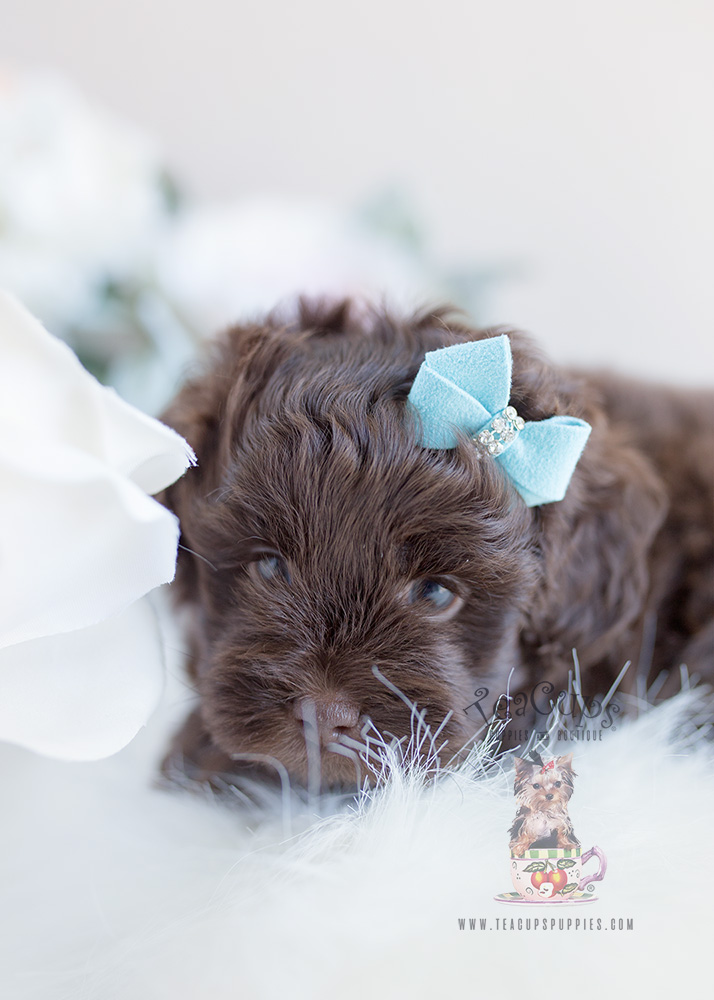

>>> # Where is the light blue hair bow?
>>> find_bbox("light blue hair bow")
[407,335,592,507]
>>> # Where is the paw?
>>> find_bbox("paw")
[509,837,531,857]
[159,708,250,792]
[556,832,580,849]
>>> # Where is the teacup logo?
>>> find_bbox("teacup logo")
[495,752,607,904]
[525,851,576,898]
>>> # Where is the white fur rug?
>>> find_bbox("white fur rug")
[1,609,711,999]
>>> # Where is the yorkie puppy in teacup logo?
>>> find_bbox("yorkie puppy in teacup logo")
[495,752,607,904]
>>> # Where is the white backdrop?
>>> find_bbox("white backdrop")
[4,0,713,383]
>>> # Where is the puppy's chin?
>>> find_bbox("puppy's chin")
[225,731,476,793]
[163,698,479,795]
[211,718,479,792]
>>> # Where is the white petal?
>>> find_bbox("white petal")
[0,599,164,760]
[0,289,195,490]
[0,435,180,649]
[96,385,196,494]
[0,291,195,759]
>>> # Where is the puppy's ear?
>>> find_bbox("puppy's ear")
[513,756,532,778]
[160,324,265,489]
[158,299,355,509]
[555,753,574,771]
[156,323,272,603]
[524,390,668,680]
[514,756,535,794]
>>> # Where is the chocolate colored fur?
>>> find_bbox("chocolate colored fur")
[159,300,713,790]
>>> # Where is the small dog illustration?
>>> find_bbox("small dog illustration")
[509,753,580,857]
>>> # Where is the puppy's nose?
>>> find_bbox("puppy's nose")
[294,694,361,746]
[546,793,554,800]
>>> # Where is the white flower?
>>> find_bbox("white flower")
[0,291,195,760]
[155,197,436,336]
[0,70,171,335]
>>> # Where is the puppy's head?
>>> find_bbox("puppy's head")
[161,300,665,788]
[513,754,576,813]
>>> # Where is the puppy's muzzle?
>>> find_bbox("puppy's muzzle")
[293,693,362,747]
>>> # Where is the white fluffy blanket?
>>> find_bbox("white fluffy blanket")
[1,614,711,1000]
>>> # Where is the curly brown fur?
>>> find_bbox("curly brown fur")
[158,298,714,791]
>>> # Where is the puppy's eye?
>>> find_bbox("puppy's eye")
[532,783,541,789]
[407,579,461,617]
[253,555,291,584]
[554,781,561,788]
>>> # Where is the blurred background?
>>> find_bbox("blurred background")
[3,0,712,413]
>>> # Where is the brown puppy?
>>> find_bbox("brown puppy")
[509,755,579,857]
[159,299,713,791]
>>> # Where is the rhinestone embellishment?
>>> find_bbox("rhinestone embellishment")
[471,405,526,457]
